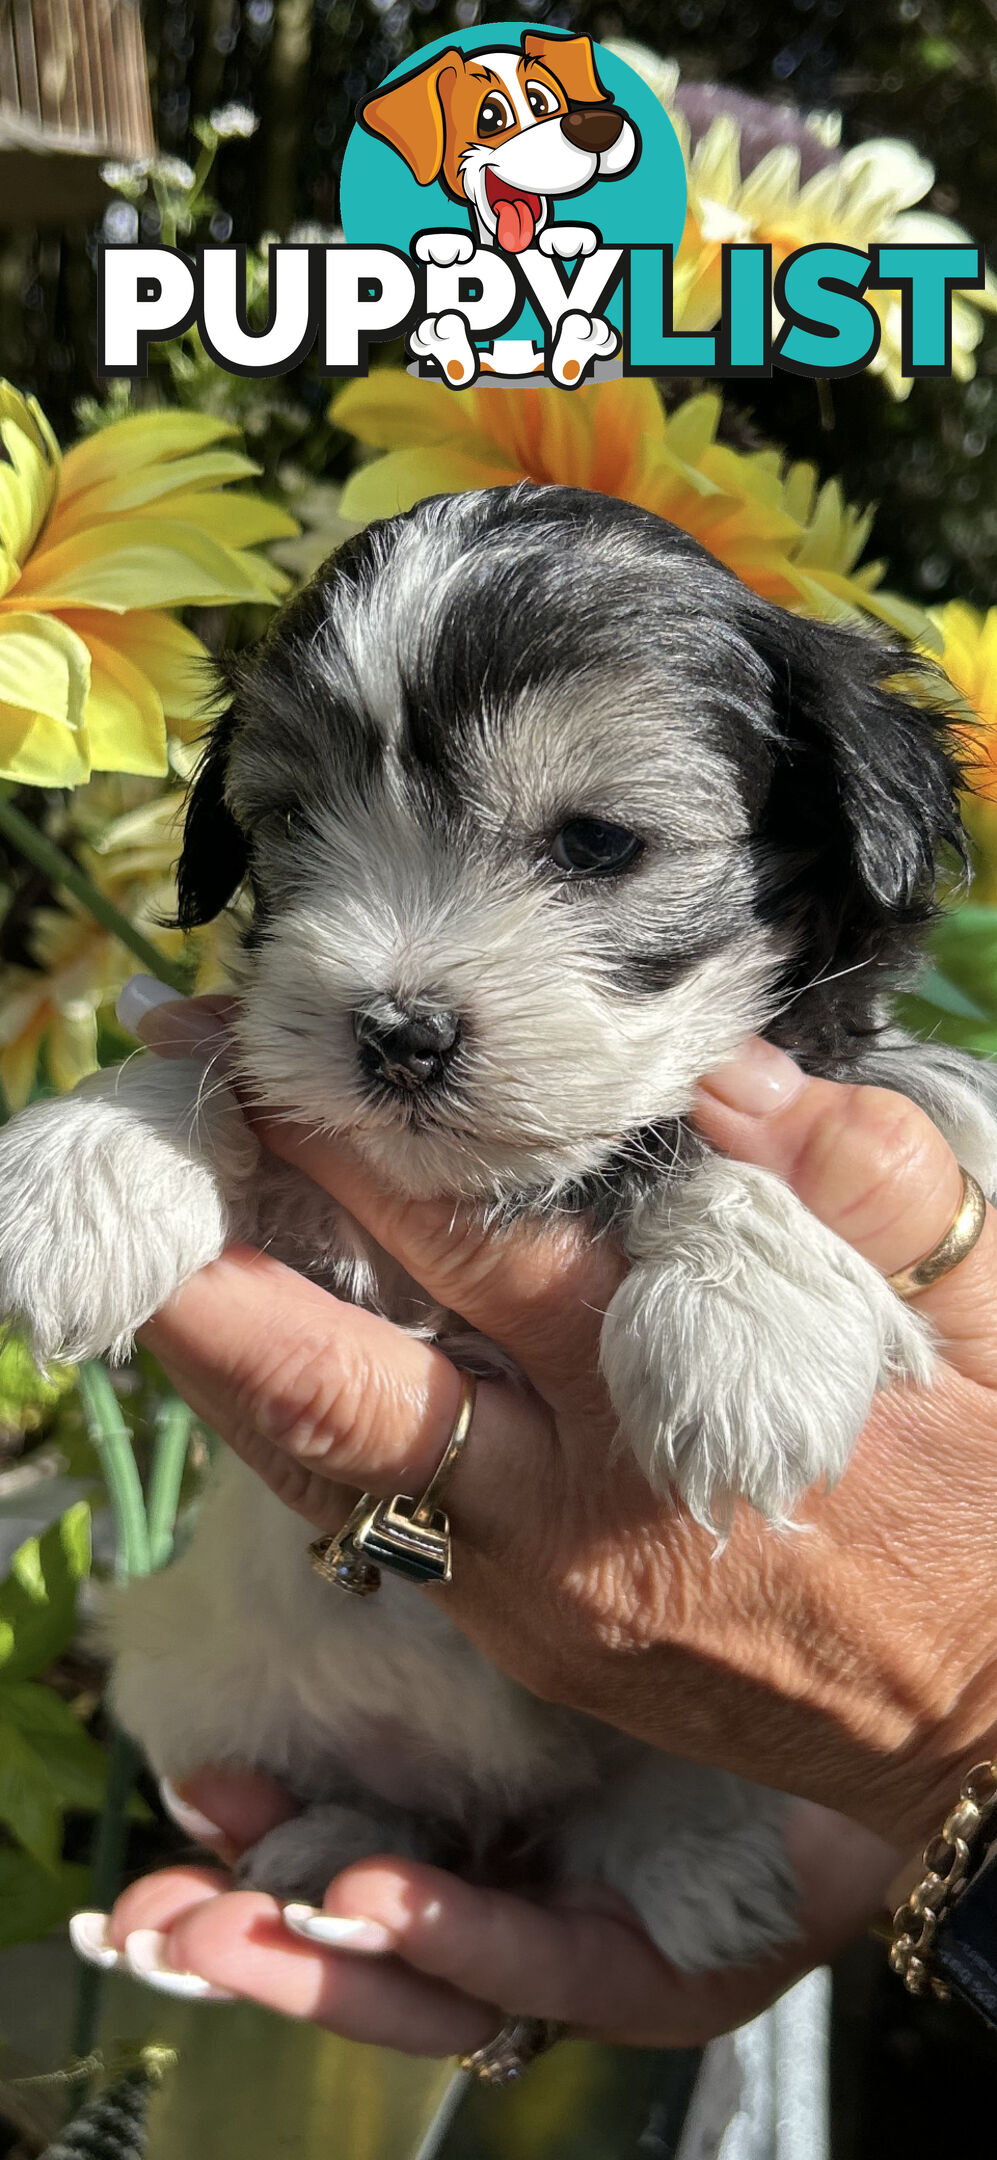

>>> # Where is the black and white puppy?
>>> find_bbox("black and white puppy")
[2,484,996,1971]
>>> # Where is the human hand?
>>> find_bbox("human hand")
[81,999,997,2046]
[89,1763,896,2051]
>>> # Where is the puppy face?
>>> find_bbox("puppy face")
[360,34,639,254]
[181,487,962,1205]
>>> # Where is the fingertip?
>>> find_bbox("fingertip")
[697,1037,808,1120]
[106,1867,228,1951]
[170,1767,301,1852]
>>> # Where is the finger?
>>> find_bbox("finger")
[307,1796,901,2048]
[307,1857,683,2040]
[167,1890,497,2055]
[106,1867,229,1949]
[163,1767,301,1859]
[116,983,236,1061]
[301,1851,867,2050]
[133,992,623,1413]
[140,1246,550,1547]
[694,1037,997,1385]
[258,1136,625,1415]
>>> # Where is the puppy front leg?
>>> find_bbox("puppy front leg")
[600,1154,934,1527]
[559,1750,797,1971]
[0,1054,259,1365]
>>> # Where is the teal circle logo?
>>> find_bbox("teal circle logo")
[340,28,686,260]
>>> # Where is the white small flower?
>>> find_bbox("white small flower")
[287,221,342,245]
[209,102,260,141]
[151,155,197,191]
[100,158,151,188]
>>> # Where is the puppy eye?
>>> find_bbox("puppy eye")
[525,80,559,118]
[549,819,643,877]
[478,94,515,138]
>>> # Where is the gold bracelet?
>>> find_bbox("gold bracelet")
[887,1759,997,1998]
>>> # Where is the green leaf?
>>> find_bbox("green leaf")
[0,1847,89,1948]
[0,1332,76,1433]
[898,905,997,1057]
[926,908,997,1023]
[894,992,997,1060]
[0,1502,91,1679]
[0,1716,63,1868]
[0,1681,110,1813]
[912,966,991,1024]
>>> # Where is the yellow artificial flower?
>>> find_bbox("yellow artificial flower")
[931,600,997,898]
[332,372,930,640]
[608,41,996,400]
[0,384,297,788]
[0,785,189,1107]
[933,600,997,795]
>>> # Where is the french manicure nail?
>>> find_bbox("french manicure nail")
[160,1777,224,1847]
[115,975,187,1038]
[699,1036,808,1118]
[123,1928,235,2002]
[282,1902,394,1955]
[70,1911,122,1972]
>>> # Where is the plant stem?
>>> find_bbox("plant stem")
[147,1397,192,1571]
[0,797,187,994]
[77,1364,151,1582]
[70,1367,155,2093]
[70,1724,141,2068]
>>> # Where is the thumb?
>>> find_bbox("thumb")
[692,1037,997,1385]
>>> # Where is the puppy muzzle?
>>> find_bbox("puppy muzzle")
[353,999,462,1093]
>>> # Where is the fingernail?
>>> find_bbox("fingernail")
[70,1911,122,1972]
[116,975,187,1038]
[160,1777,224,1847]
[282,1902,395,1955]
[123,1928,236,2002]
[699,1036,808,1118]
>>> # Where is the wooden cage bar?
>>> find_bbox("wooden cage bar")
[0,0,155,224]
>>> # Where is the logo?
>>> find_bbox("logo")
[339,27,684,386]
[97,25,985,391]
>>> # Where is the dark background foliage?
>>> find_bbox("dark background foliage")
[1,1,996,614]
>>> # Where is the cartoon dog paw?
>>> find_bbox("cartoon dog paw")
[413,232,475,269]
[550,310,619,387]
[538,225,599,260]
[409,311,479,387]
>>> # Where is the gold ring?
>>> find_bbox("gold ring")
[458,2015,567,2084]
[308,1372,477,1597]
[886,1166,988,1300]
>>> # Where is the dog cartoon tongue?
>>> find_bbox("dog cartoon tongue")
[496,195,536,253]
[485,173,542,254]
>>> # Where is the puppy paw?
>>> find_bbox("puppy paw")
[601,1157,934,1527]
[549,310,618,387]
[238,1800,436,1904]
[0,1056,258,1364]
[409,311,479,387]
[561,1755,798,1971]
[538,224,599,259]
[413,231,475,268]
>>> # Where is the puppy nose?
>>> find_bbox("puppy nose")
[560,106,624,153]
[354,1001,461,1092]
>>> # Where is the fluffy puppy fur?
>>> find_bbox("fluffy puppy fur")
[2,484,996,1972]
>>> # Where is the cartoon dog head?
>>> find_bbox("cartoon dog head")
[360,32,639,254]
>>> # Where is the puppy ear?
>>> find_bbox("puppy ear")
[754,610,966,989]
[176,708,248,931]
[359,49,465,185]
[522,32,608,105]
